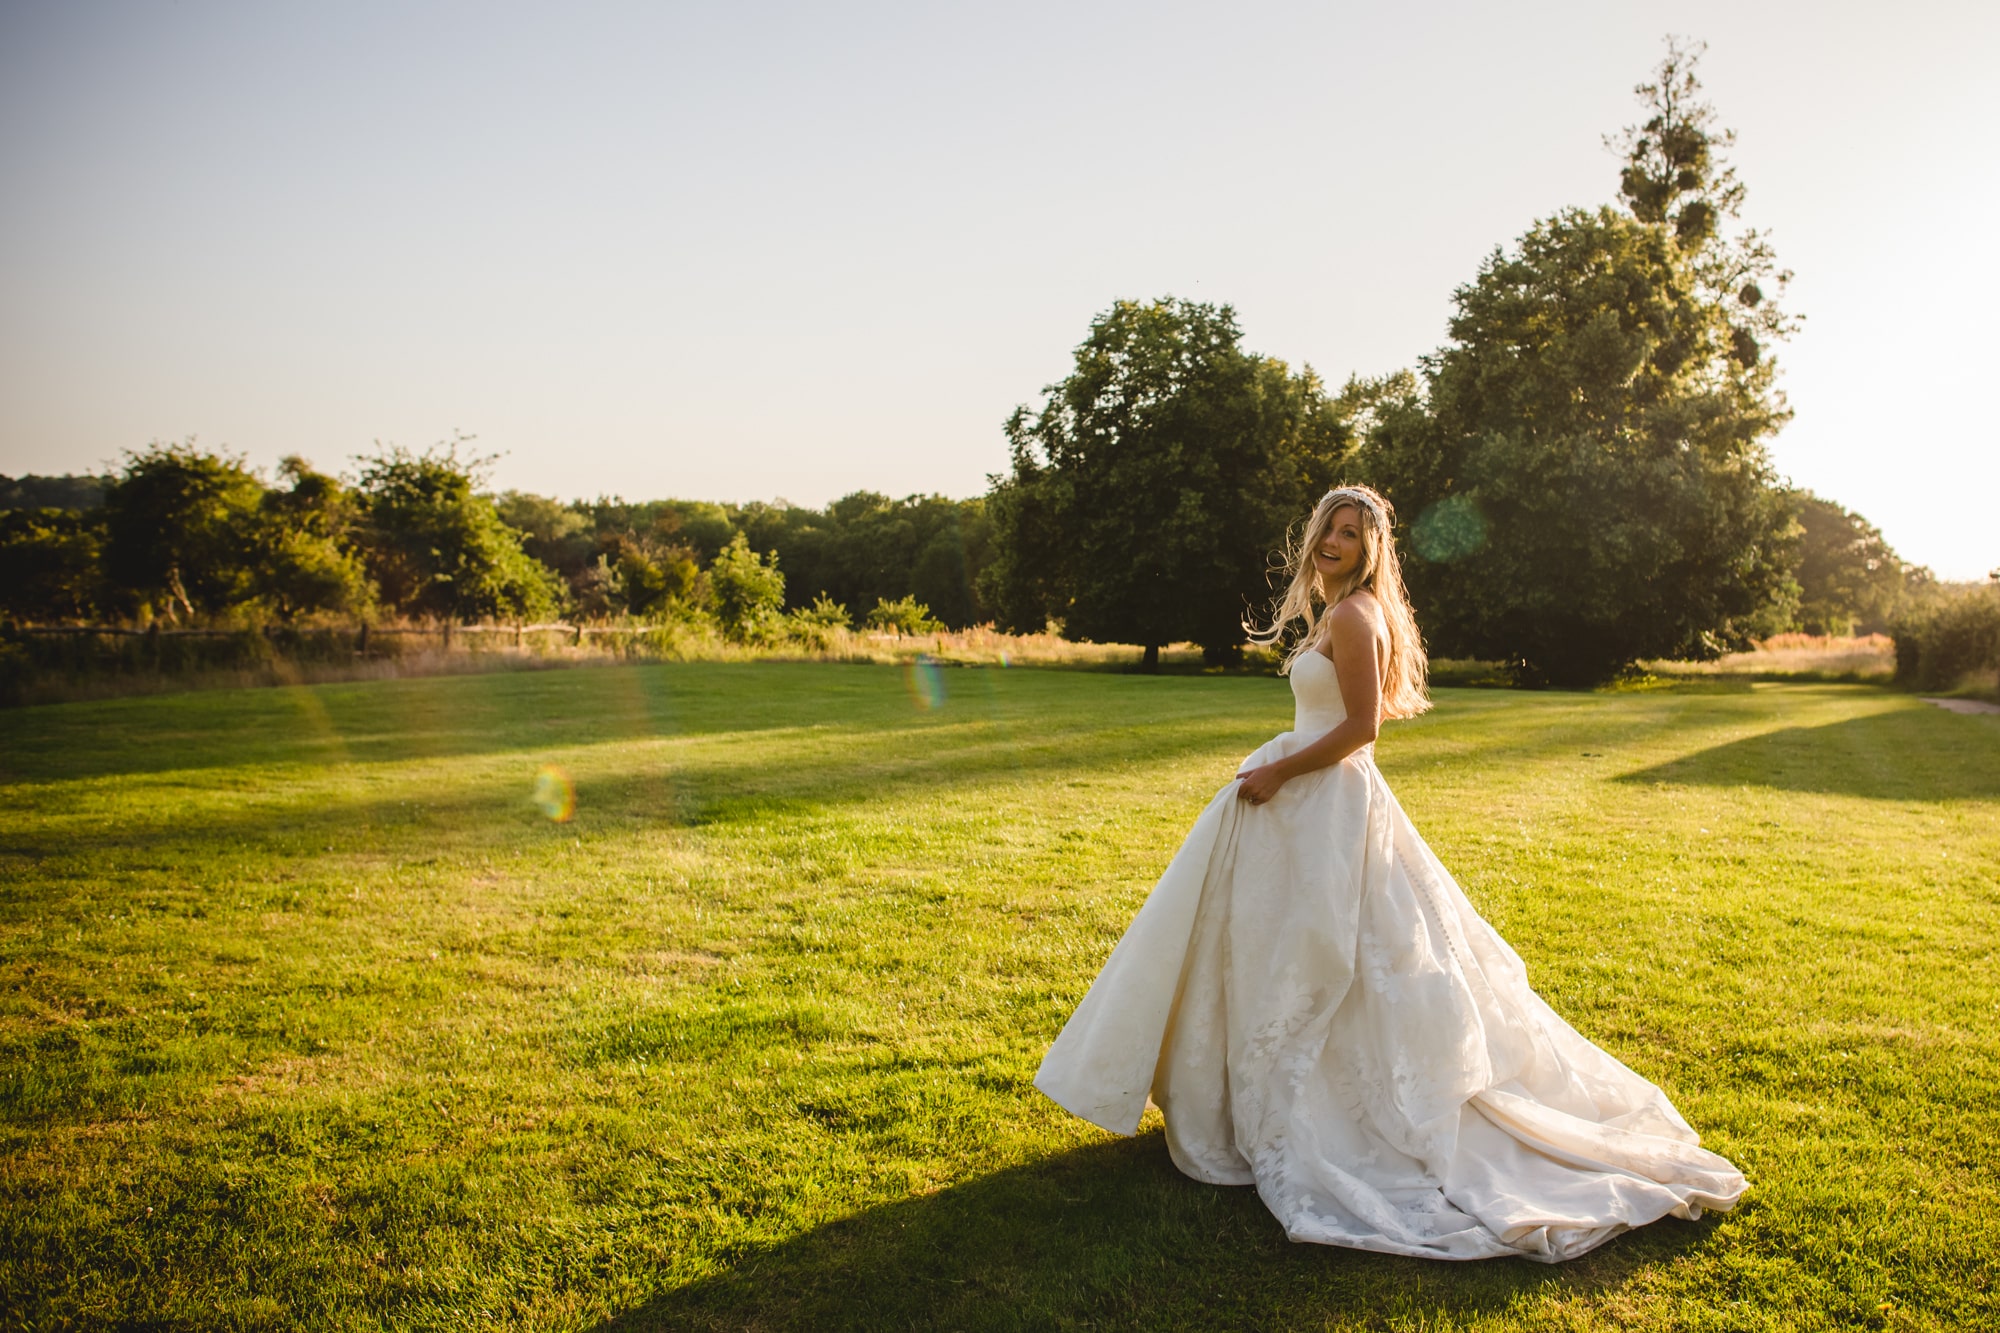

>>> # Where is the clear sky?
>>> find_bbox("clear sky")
[2,0,1994,579]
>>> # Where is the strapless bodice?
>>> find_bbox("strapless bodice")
[1290,651,1348,738]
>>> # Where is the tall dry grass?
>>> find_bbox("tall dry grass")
[1643,633,1895,681]
[0,622,1219,707]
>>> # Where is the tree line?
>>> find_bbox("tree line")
[0,444,993,643]
[3,43,1990,686]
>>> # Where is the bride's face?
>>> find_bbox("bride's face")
[1313,506,1365,582]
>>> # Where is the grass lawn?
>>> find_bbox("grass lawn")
[2,663,1996,1331]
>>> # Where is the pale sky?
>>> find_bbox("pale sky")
[2,1,1994,579]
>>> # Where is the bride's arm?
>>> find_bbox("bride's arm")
[1236,598,1383,805]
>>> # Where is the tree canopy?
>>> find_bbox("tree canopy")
[356,445,562,623]
[101,443,266,623]
[984,297,1351,666]
[1355,40,1801,684]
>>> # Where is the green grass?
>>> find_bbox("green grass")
[2,663,1996,1331]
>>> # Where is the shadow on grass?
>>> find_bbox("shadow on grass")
[0,706,1274,860]
[0,661,1281,785]
[601,1132,1721,1332]
[1617,706,2000,800]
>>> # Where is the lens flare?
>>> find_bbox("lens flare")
[904,653,947,710]
[532,765,576,822]
[1411,493,1489,564]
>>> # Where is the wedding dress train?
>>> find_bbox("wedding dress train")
[1034,652,1744,1262]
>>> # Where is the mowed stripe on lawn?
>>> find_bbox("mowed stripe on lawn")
[2,664,1995,1330]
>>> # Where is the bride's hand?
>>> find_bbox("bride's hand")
[1236,763,1286,806]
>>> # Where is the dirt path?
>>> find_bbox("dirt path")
[1921,697,2000,715]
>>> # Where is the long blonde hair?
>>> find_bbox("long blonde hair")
[1247,485,1431,719]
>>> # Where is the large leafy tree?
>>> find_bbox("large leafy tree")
[1362,41,1800,685]
[357,443,562,623]
[985,297,1351,667]
[101,442,265,622]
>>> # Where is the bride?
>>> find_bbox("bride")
[1034,485,1745,1262]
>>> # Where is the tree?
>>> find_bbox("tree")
[0,508,106,622]
[985,298,1352,667]
[496,491,596,585]
[708,532,785,640]
[246,457,375,620]
[1360,41,1800,685]
[356,442,562,622]
[101,442,265,622]
[1791,491,1907,636]
[604,535,704,618]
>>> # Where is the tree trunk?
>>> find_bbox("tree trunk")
[1141,643,1160,673]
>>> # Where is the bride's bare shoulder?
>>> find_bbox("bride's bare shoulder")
[1330,591,1385,630]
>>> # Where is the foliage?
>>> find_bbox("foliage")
[739,493,996,630]
[1891,580,2000,692]
[1791,490,1914,636]
[356,443,562,623]
[986,297,1353,666]
[792,592,852,630]
[495,489,596,579]
[1358,43,1799,686]
[99,442,266,622]
[0,508,107,622]
[585,498,737,565]
[610,539,707,619]
[863,594,942,636]
[11,459,997,635]
[2,668,1995,1328]
[494,491,989,629]
[244,456,375,620]
[0,473,108,511]
[780,593,853,649]
[708,532,786,641]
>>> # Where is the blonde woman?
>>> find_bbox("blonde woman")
[1034,485,1744,1262]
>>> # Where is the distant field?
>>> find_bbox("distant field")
[2,665,1996,1331]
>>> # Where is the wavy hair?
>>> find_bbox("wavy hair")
[1246,485,1430,719]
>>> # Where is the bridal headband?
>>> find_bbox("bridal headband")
[1321,486,1392,523]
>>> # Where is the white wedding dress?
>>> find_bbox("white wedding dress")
[1034,652,1745,1262]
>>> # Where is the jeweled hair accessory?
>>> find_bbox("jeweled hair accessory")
[1323,487,1387,523]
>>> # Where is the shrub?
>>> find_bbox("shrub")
[865,595,942,636]
[1892,583,2000,691]
[784,594,852,649]
[709,533,785,642]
